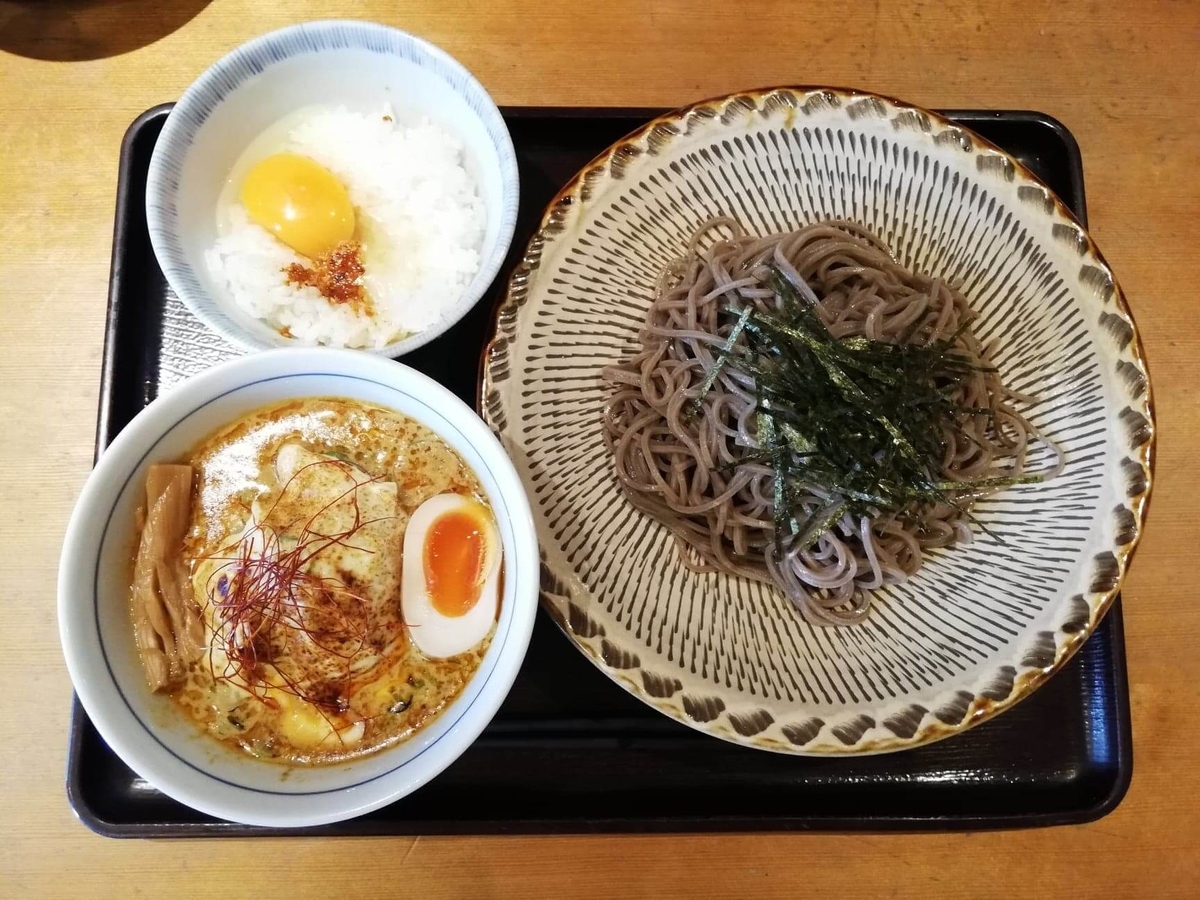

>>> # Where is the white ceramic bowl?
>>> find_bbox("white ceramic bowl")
[145,20,519,356]
[58,349,538,827]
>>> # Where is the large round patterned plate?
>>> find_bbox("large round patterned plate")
[480,88,1154,754]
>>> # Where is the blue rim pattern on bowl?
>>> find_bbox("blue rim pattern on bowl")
[145,20,520,355]
[58,349,541,825]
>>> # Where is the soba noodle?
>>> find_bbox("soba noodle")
[602,218,1062,626]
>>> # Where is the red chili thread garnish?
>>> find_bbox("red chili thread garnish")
[197,460,402,741]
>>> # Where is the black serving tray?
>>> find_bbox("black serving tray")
[68,105,1132,837]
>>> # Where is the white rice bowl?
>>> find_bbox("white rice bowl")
[205,107,486,349]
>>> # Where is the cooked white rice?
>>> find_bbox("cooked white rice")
[205,107,486,349]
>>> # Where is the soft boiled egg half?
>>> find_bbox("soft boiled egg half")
[401,493,501,658]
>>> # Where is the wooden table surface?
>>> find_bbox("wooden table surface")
[2,1,1197,896]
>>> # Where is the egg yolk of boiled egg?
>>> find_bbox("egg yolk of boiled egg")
[401,494,501,659]
[239,153,355,259]
[424,507,491,617]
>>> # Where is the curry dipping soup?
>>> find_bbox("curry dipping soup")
[127,397,504,766]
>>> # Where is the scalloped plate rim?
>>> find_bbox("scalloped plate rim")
[480,86,1155,755]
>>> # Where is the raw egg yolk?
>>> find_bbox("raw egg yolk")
[239,153,355,259]
[423,505,491,617]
